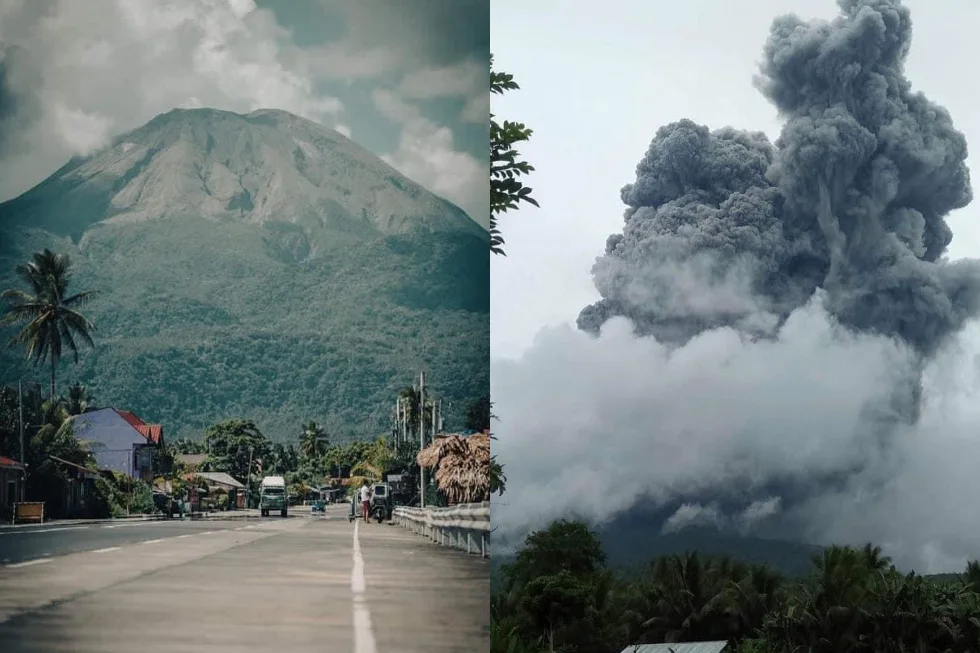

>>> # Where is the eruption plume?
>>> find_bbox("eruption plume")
[492,0,980,572]
[579,0,980,359]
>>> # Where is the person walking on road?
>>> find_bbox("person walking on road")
[359,481,372,521]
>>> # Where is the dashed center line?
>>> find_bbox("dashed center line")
[351,519,377,653]
[6,558,52,568]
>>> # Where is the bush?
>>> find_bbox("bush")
[94,472,155,516]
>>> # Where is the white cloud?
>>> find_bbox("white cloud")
[461,90,489,124]
[399,57,489,125]
[49,104,113,155]
[297,43,400,83]
[491,295,980,573]
[399,57,486,100]
[0,0,345,200]
[662,502,724,534]
[373,89,489,228]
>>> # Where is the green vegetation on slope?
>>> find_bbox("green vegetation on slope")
[0,215,489,441]
[493,519,980,653]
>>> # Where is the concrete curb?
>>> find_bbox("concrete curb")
[0,515,166,531]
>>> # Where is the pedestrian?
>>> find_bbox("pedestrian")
[359,480,372,521]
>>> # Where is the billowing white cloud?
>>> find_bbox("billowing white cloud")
[398,58,489,125]
[0,0,345,200]
[374,88,489,228]
[492,295,980,573]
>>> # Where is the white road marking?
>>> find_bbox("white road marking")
[0,525,90,536]
[6,558,52,568]
[91,546,121,553]
[142,538,165,544]
[351,519,377,653]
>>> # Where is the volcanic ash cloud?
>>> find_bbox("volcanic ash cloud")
[492,0,980,572]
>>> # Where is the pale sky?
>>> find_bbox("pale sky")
[490,0,980,572]
[0,0,489,227]
[491,0,980,359]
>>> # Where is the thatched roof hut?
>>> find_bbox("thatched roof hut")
[417,433,490,504]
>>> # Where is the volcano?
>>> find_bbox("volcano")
[0,107,489,440]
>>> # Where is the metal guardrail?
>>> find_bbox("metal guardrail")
[392,502,490,559]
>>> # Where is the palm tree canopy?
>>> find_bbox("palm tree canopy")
[65,382,96,416]
[298,421,327,460]
[1,249,97,382]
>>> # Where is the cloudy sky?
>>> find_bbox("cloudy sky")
[0,0,489,227]
[491,0,980,573]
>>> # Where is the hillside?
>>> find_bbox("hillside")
[491,526,823,592]
[0,108,489,441]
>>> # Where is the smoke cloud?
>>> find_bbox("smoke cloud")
[492,0,980,572]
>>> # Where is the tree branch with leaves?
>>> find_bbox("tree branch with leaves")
[491,54,539,256]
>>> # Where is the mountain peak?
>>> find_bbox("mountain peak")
[0,107,486,241]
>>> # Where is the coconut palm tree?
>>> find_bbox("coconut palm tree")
[64,382,96,416]
[1,249,97,401]
[351,436,395,481]
[638,553,740,643]
[397,386,435,443]
[298,421,327,460]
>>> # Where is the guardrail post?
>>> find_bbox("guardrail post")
[392,502,490,559]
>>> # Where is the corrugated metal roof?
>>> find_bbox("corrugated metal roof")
[134,424,163,444]
[619,642,728,653]
[114,409,145,427]
[193,472,245,489]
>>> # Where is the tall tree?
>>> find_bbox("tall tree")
[1,249,97,400]
[397,385,435,443]
[465,395,492,431]
[203,419,270,483]
[491,54,539,256]
[351,435,396,482]
[64,382,96,416]
[298,421,327,460]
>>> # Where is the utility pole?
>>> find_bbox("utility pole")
[395,398,401,447]
[432,397,438,438]
[18,380,25,502]
[401,397,407,448]
[245,446,254,514]
[419,370,425,509]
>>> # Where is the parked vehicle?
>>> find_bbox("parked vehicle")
[259,476,287,517]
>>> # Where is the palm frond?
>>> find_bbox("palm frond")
[62,290,98,306]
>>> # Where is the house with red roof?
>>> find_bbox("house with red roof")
[67,408,165,482]
[0,455,25,520]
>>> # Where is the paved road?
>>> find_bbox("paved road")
[0,504,490,652]
[0,517,255,565]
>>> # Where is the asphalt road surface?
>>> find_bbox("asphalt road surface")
[0,504,490,652]
[0,517,250,565]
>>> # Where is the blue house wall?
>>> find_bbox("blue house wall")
[70,408,151,479]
